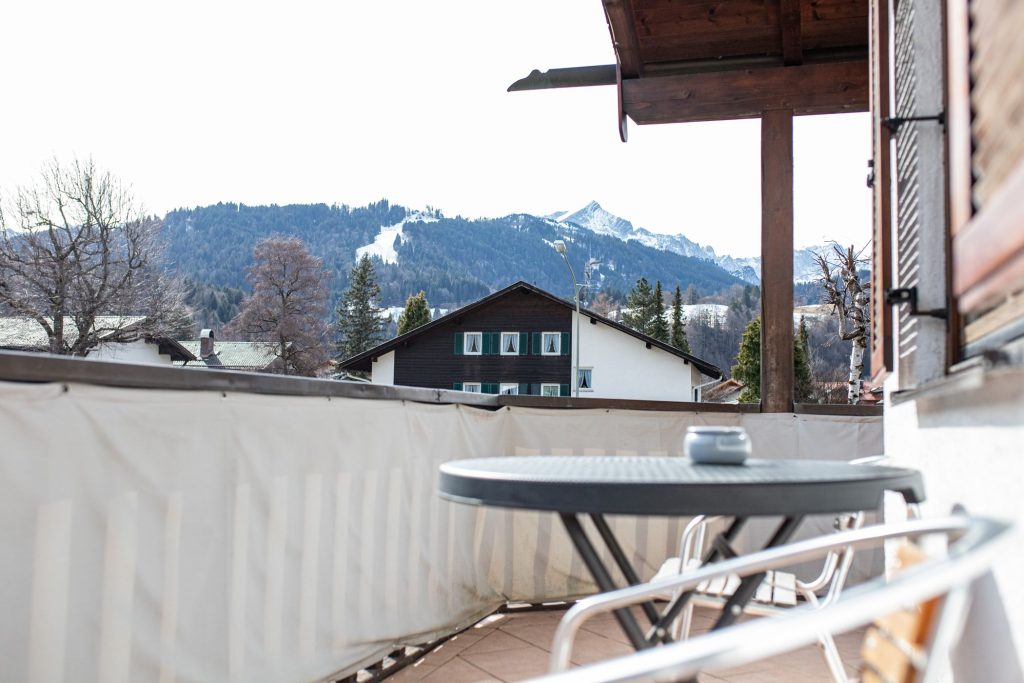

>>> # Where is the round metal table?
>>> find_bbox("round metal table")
[439,456,925,516]
[438,455,925,652]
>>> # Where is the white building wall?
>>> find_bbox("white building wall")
[573,312,701,401]
[87,340,171,365]
[884,375,1024,682]
[370,350,395,385]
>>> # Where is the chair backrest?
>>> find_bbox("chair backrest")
[860,542,939,683]
[531,516,1010,683]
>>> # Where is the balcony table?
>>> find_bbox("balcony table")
[438,455,925,652]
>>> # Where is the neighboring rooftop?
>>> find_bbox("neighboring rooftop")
[177,340,282,372]
[0,315,146,349]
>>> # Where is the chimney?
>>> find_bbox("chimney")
[200,329,215,359]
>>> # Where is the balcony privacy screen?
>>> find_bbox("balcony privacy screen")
[0,381,881,683]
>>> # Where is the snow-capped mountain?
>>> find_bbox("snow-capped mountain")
[553,201,717,261]
[552,200,829,285]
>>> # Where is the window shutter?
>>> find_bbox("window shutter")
[560,332,570,355]
[483,383,498,394]
[452,382,463,391]
[529,383,539,396]
[518,383,529,395]
[454,332,463,355]
[481,332,491,355]
[890,0,949,385]
[559,384,570,397]
[519,332,529,355]
[532,332,541,355]
[490,332,500,355]
[869,0,893,382]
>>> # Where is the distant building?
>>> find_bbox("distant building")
[702,378,746,404]
[176,329,283,373]
[0,315,194,365]
[338,281,721,401]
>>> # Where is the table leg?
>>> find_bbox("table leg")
[712,515,805,630]
[589,514,663,628]
[559,513,651,651]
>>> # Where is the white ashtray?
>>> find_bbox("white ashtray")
[684,426,751,465]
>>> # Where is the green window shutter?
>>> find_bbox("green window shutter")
[560,332,570,355]
[519,332,529,355]
[484,383,499,394]
[481,332,491,355]
[529,383,539,396]
[454,333,463,355]
[452,382,463,391]
[559,384,570,397]
[532,332,541,355]
[518,382,529,395]
[490,332,500,355]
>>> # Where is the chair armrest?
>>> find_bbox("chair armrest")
[542,516,1009,680]
[547,516,1001,673]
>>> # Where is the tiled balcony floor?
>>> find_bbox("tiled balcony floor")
[384,605,863,682]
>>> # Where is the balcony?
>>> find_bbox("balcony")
[0,350,893,682]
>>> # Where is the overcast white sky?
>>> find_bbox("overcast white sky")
[0,1,871,258]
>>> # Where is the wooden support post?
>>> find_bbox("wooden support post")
[761,109,795,413]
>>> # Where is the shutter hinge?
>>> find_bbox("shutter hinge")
[882,111,945,133]
[884,287,947,319]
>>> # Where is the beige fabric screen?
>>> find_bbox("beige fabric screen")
[0,381,882,682]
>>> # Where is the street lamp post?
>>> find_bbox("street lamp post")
[553,240,581,398]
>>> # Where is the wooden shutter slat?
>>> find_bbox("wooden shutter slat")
[869,0,893,382]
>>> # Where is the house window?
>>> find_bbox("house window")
[499,383,519,395]
[500,331,519,355]
[541,331,561,355]
[462,382,481,393]
[541,383,561,397]
[577,368,593,391]
[464,332,482,355]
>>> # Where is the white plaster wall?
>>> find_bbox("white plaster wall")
[884,374,1024,682]
[87,340,170,365]
[370,350,395,385]
[573,312,700,401]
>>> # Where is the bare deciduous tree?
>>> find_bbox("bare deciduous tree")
[0,158,186,355]
[814,243,870,404]
[228,236,331,376]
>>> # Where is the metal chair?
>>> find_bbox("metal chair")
[533,515,1009,683]
[650,455,915,681]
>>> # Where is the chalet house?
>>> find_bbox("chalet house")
[0,315,195,365]
[339,281,721,401]
[175,329,284,373]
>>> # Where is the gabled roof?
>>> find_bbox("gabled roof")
[175,340,282,371]
[338,280,722,378]
[0,316,195,361]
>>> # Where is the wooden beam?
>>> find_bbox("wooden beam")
[780,0,803,64]
[602,0,644,78]
[760,109,795,413]
[622,59,868,125]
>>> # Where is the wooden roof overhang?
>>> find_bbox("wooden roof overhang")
[510,0,872,412]
[510,0,869,139]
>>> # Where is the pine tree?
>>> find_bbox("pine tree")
[794,315,813,402]
[732,317,762,403]
[670,285,690,353]
[336,254,387,361]
[622,278,655,335]
[731,316,815,404]
[651,281,669,343]
[397,290,431,335]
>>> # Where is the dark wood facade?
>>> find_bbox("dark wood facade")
[388,288,572,393]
